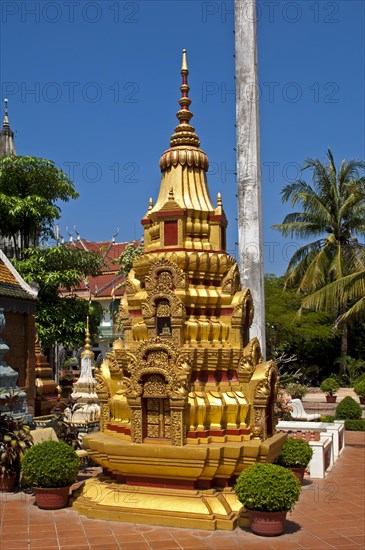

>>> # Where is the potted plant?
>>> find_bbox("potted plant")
[234,463,301,536]
[354,379,365,405]
[21,439,80,509]
[274,437,313,484]
[320,378,340,403]
[0,414,33,492]
[285,383,308,400]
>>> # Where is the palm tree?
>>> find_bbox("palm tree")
[273,149,365,373]
[300,269,365,328]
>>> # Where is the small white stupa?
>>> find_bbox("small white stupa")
[64,317,100,423]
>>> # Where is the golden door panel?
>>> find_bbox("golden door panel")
[144,398,171,440]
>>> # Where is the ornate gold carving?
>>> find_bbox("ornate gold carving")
[145,259,188,292]
[131,408,142,443]
[143,375,167,397]
[171,409,185,446]
[94,370,110,431]
[254,380,270,400]
[156,300,170,317]
[118,301,130,335]
[95,371,109,401]
[105,354,120,374]
[99,402,110,432]
[160,147,208,173]
[222,265,241,295]
[237,337,263,382]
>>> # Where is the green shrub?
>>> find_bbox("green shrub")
[354,379,365,397]
[335,396,362,420]
[22,440,80,488]
[344,419,365,431]
[285,383,308,399]
[234,463,301,512]
[320,378,340,396]
[354,372,365,386]
[320,415,335,423]
[274,438,313,468]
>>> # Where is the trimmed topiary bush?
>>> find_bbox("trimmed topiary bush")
[274,437,313,469]
[320,378,340,396]
[22,440,80,488]
[234,463,301,512]
[344,419,365,431]
[335,396,362,420]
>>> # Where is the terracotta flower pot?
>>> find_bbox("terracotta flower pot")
[247,509,288,536]
[33,486,70,509]
[290,467,305,484]
[0,474,16,492]
[326,395,337,403]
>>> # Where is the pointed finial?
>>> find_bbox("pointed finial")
[3,98,9,128]
[148,197,153,211]
[181,49,188,73]
[169,49,200,148]
[82,316,94,358]
[217,192,222,207]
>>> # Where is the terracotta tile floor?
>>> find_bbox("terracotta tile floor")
[0,432,364,550]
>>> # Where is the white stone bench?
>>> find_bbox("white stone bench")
[289,399,321,421]
[276,420,345,478]
[308,432,334,479]
[276,420,345,459]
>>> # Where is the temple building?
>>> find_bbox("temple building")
[59,233,140,357]
[0,249,37,413]
[74,51,284,530]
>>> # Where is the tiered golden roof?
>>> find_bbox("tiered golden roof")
[143,50,225,252]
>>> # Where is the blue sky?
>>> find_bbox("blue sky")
[1,0,364,275]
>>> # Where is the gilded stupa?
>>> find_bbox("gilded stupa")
[74,50,285,530]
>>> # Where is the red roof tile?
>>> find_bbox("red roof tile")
[60,239,139,301]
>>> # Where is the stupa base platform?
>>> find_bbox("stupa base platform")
[80,431,285,485]
[72,478,247,530]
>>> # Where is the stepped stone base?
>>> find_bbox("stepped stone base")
[72,479,248,530]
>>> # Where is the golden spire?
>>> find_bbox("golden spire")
[3,99,9,128]
[0,98,16,157]
[82,316,94,359]
[169,49,200,148]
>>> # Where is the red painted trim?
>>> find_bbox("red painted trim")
[226,429,241,436]
[155,210,185,217]
[143,248,225,255]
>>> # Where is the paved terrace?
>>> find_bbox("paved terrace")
[0,391,364,550]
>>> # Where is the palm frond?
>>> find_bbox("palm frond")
[337,296,365,325]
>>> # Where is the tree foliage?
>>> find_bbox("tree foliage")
[273,149,365,367]
[14,246,104,348]
[0,156,78,257]
[265,274,339,383]
[116,241,144,281]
